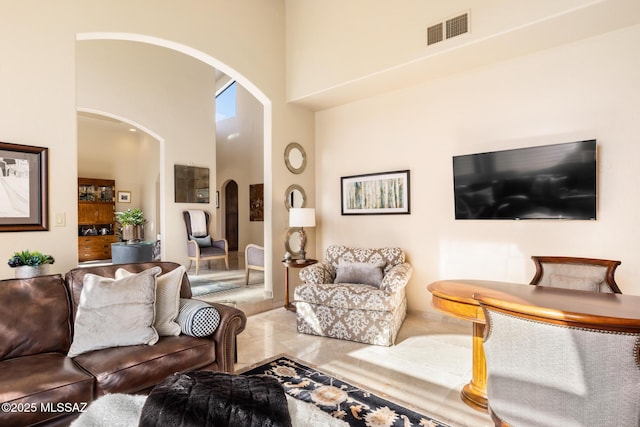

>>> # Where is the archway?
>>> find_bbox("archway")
[75,32,273,297]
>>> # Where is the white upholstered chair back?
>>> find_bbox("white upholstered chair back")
[481,305,640,427]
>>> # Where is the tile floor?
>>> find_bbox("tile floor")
[190,253,493,427]
[234,308,493,427]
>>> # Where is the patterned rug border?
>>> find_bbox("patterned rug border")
[239,353,452,427]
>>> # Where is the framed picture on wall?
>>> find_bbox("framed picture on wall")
[117,191,131,203]
[341,170,410,215]
[250,183,264,221]
[174,164,210,203]
[0,142,49,231]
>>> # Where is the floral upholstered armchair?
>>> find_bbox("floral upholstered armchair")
[294,245,412,346]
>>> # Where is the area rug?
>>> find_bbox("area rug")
[241,355,452,427]
[190,281,241,296]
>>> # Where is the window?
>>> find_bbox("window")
[216,81,236,121]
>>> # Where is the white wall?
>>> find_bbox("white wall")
[315,25,640,314]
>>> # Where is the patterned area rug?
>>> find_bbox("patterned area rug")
[190,281,241,296]
[241,355,452,427]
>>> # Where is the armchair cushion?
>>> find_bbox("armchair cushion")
[295,283,403,311]
[190,235,212,248]
[334,260,385,288]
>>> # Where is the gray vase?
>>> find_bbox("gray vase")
[15,265,49,279]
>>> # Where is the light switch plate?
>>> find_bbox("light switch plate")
[54,212,66,227]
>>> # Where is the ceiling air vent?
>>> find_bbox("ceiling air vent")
[446,13,468,39]
[426,11,469,46]
[427,23,443,46]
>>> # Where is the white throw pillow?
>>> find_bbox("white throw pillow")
[68,267,161,358]
[116,266,185,336]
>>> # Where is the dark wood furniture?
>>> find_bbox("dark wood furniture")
[77,178,116,261]
[428,279,640,412]
[530,256,622,293]
[282,258,317,311]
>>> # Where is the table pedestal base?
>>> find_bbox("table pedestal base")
[461,322,488,412]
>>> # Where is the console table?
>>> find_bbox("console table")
[428,279,640,412]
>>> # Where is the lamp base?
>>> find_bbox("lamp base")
[298,228,307,261]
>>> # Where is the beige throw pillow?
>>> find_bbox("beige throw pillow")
[116,266,185,336]
[68,267,161,358]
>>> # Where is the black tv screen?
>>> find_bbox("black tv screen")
[453,140,596,220]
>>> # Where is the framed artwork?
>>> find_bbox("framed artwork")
[216,191,220,209]
[250,183,264,221]
[0,142,49,231]
[117,191,131,203]
[341,170,410,215]
[174,164,209,203]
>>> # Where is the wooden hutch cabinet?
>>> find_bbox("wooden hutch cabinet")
[78,178,117,261]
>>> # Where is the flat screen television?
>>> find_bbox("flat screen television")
[453,140,596,220]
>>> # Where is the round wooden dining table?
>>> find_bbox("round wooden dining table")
[428,279,640,412]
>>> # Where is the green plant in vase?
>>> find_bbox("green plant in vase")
[8,250,55,278]
[115,208,147,243]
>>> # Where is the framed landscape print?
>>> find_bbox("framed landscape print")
[341,170,410,215]
[0,142,49,231]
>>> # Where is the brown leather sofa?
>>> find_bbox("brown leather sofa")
[0,261,247,426]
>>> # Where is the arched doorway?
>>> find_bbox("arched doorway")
[224,180,239,251]
[75,33,273,299]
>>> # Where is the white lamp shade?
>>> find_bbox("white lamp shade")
[289,208,316,227]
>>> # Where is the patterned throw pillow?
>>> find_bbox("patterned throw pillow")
[177,299,221,337]
[334,259,386,288]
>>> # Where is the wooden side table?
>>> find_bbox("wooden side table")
[282,258,317,311]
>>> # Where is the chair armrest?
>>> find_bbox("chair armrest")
[211,238,228,252]
[187,239,200,257]
[300,261,335,284]
[380,262,413,292]
[203,301,247,373]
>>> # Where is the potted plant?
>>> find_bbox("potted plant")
[8,250,55,278]
[115,208,147,243]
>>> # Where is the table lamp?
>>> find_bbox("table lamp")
[289,208,315,260]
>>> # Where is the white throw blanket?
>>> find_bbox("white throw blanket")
[70,393,348,427]
[187,210,207,237]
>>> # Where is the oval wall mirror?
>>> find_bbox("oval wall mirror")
[285,142,306,174]
[285,227,304,258]
[285,184,306,210]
